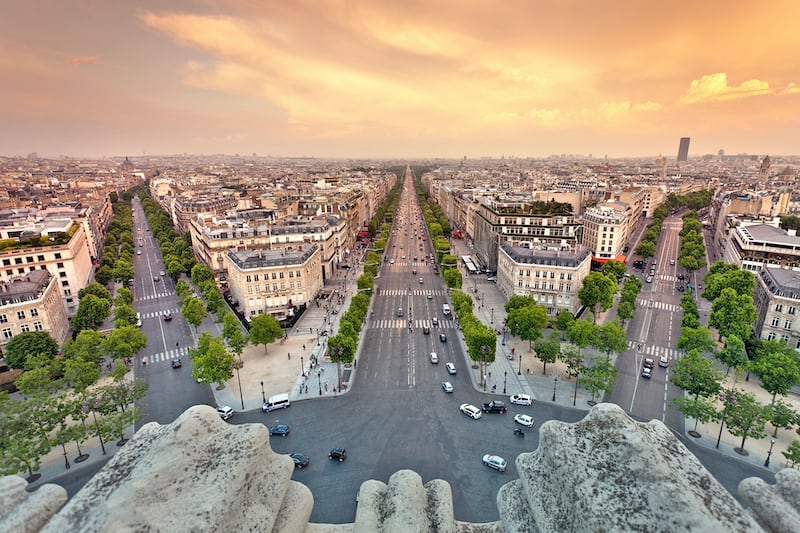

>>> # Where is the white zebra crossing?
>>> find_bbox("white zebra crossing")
[137,291,175,301]
[369,319,457,329]
[626,340,682,361]
[145,347,190,364]
[139,308,180,319]
[379,289,447,296]
[637,299,682,313]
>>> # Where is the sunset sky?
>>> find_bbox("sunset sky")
[2,0,799,159]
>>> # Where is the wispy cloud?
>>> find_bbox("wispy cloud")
[65,55,99,67]
[681,73,779,104]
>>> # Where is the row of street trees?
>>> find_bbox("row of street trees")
[138,190,197,281]
[678,211,707,273]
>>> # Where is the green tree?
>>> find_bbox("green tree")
[165,256,184,280]
[560,343,585,406]
[533,332,561,375]
[73,294,112,332]
[104,325,147,362]
[113,303,138,328]
[702,267,755,301]
[78,282,112,303]
[505,295,536,314]
[328,334,356,391]
[356,272,375,293]
[63,356,100,391]
[190,264,215,286]
[578,272,617,323]
[783,440,800,467]
[553,309,575,338]
[190,333,234,388]
[443,268,462,289]
[0,396,53,477]
[115,287,134,307]
[616,300,635,323]
[635,240,655,258]
[181,297,208,332]
[601,260,626,282]
[671,349,724,433]
[715,334,748,375]
[222,312,249,358]
[63,330,105,366]
[766,399,797,439]
[750,349,800,406]
[708,288,756,340]
[112,259,135,285]
[3,331,59,370]
[94,265,114,285]
[677,326,716,354]
[506,303,549,350]
[578,355,617,403]
[464,324,496,389]
[566,319,597,359]
[593,321,628,362]
[248,313,284,353]
[723,390,769,453]
[175,279,192,300]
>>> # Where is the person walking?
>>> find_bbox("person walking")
[288,352,291,360]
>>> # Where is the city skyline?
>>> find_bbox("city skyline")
[2,1,799,159]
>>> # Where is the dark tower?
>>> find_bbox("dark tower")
[677,137,690,162]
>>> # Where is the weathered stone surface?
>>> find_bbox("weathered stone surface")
[498,403,762,533]
[40,405,312,533]
[739,468,800,533]
[0,475,66,533]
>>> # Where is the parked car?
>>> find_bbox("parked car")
[514,414,534,428]
[509,394,533,406]
[268,424,291,437]
[171,358,182,369]
[441,381,454,393]
[328,447,347,461]
[460,403,482,420]
[290,453,310,469]
[482,454,507,472]
[216,406,234,420]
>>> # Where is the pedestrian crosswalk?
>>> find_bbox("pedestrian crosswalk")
[369,319,457,329]
[379,289,447,297]
[626,340,682,361]
[637,299,682,313]
[143,347,190,365]
[138,308,180,319]
[137,291,175,301]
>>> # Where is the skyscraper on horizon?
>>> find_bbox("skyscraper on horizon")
[677,137,690,162]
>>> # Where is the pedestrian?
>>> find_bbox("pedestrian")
[304,384,308,393]
[302,344,306,351]
[492,384,497,392]
[288,352,291,360]
[299,384,303,394]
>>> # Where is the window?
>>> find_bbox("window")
[279,272,284,279]
[790,307,796,315]
[776,304,784,312]
[26,256,33,263]
[772,316,781,327]
[33,321,43,331]
[17,311,25,320]
[17,268,24,274]
[296,271,301,278]
[14,258,22,264]
[246,275,251,282]
[297,281,301,288]
[784,320,792,330]
[1,328,12,339]
[247,286,253,294]
[64,289,71,296]
[1,259,8,266]
[37,255,44,261]
[20,324,29,332]
[254,274,259,281]
[767,332,776,341]
[59,272,67,278]
[61,280,69,287]
[288,271,293,278]
[30,308,38,317]
[54,253,61,259]
[0,314,6,323]
[56,262,64,269]
[781,334,790,343]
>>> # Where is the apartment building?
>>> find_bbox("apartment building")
[718,220,800,272]
[753,265,800,349]
[225,244,322,322]
[0,221,92,315]
[0,270,70,349]
[172,193,239,233]
[581,202,633,261]
[497,242,592,317]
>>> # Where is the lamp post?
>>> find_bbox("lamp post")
[300,356,304,376]
[716,390,738,449]
[260,381,266,404]
[552,375,558,402]
[501,327,506,346]
[318,370,322,396]
[765,438,776,467]
[503,371,507,394]
[480,345,490,391]
[234,357,245,410]
[490,307,494,324]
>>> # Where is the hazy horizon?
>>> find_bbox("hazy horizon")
[2,1,799,159]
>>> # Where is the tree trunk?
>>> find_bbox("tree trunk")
[740,434,747,451]
[542,361,547,375]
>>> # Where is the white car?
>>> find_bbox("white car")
[460,403,482,420]
[514,414,534,428]
[216,406,234,420]
[441,381,453,393]
[509,394,533,406]
[446,362,456,375]
[482,454,507,472]
[430,352,439,364]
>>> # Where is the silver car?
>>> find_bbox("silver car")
[460,403,481,420]
[482,454,507,472]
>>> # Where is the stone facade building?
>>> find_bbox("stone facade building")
[0,270,69,348]
[753,265,800,348]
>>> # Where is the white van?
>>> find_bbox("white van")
[136,312,142,327]
[262,393,290,412]
[442,303,451,316]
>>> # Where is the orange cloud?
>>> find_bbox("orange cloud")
[680,73,779,104]
[65,56,99,67]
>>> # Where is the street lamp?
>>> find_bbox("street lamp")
[490,307,494,324]
[480,345,490,391]
[503,371,507,394]
[260,381,266,404]
[300,356,304,376]
[552,375,558,402]
[716,390,738,449]
[318,370,323,396]
[765,438,776,467]
[234,357,245,410]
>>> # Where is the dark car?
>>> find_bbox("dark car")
[423,326,431,335]
[329,447,347,461]
[153,276,160,282]
[290,453,310,469]
[163,312,172,321]
[439,333,447,342]
[268,424,291,437]
[171,358,182,368]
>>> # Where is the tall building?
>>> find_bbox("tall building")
[677,137,691,162]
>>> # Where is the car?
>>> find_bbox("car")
[514,414,534,428]
[159,270,165,276]
[419,277,424,284]
[429,352,439,363]
[328,447,347,461]
[487,277,497,283]
[645,276,653,283]
[290,453,310,469]
[397,308,404,317]
[153,276,160,282]
[427,293,433,300]
[216,406,234,420]
[423,326,431,335]
[268,424,291,437]
[641,367,652,379]
[670,259,676,265]
[171,358,182,368]
[446,362,456,374]
[509,394,533,406]
[137,250,142,255]
[643,358,655,369]
[677,273,685,280]
[439,333,447,342]
[163,312,172,321]
[659,355,669,368]
[390,259,395,264]
[412,269,417,275]
[482,454,507,472]
[441,381,454,393]
[432,317,439,326]
[460,403,482,420]
[402,255,406,259]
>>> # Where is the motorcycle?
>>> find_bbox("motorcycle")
[513,428,525,438]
